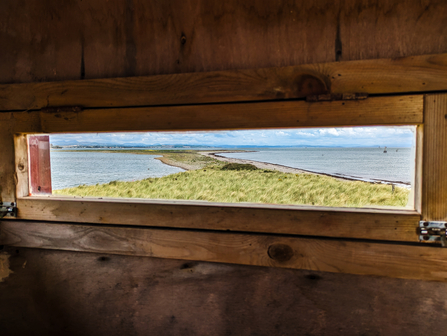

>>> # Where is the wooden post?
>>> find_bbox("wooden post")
[0,114,16,203]
[14,134,30,198]
[422,94,447,221]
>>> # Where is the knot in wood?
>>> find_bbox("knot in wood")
[268,243,294,262]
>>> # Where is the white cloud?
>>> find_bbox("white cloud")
[51,126,415,148]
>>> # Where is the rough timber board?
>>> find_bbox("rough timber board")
[1,221,445,281]
[0,114,16,203]
[1,53,447,111]
[16,197,420,242]
[1,1,447,84]
[10,95,422,134]
[14,134,29,198]
[422,94,447,221]
[1,246,447,336]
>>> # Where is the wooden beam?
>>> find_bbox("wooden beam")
[422,94,447,221]
[1,220,446,282]
[1,54,446,111]
[16,197,420,242]
[11,95,423,134]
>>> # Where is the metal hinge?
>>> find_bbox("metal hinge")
[418,221,447,246]
[0,202,17,219]
[306,92,368,102]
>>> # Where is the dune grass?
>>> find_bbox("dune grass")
[54,164,409,208]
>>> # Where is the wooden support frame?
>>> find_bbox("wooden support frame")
[1,53,447,111]
[2,54,447,281]
[3,221,447,282]
[16,197,420,242]
[7,93,424,244]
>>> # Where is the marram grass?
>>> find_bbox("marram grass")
[54,166,410,208]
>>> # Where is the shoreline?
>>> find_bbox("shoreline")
[55,148,410,188]
[154,156,190,171]
[199,151,411,187]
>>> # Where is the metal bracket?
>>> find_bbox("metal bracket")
[0,202,17,219]
[418,221,447,246]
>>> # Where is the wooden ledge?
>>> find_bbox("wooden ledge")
[0,220,445,282]
[16,197,421,242]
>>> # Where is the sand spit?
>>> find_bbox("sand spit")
[200,151,410,186]
[154,156,190,170]
[199,151,311,175]
[153,150,409,187]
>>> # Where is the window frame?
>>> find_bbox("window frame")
[3,54,447,281]
[12,94,423,243]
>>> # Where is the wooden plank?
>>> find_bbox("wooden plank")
[1,1,446,85]
[1,53,447,111]
[413,124,424,213]
[422,94,447,221]
[339,1,447,62]
[0,114,16,203]
[14,134,29,198]
[27,95,422,134]
[28,135,52,195]
[0,0,338,83]
[4,247,447,336]
[1,220,446,281]
[16,197,420,242]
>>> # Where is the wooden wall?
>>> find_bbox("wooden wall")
[1,0,446,83]
[2,246,447,336]
[1,0,447,335]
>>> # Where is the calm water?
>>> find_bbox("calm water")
[219,147,413,185]
[51,151,184,189]
[51,147,413,189]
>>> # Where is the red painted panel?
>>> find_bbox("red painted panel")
[28,135,52,195]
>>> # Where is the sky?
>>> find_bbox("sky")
[50,126,416,148]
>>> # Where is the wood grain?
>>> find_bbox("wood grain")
[1,1,447,84]
[3,247,447,336]
[14,134,29,198]
[16,197,420,242]
[16,95,422,134]
[412,125,424,213]
[0,53,446,111]
[422,94,447,221]
[339,1,447,61]
[1,220,446,281]
[0,114,16,203]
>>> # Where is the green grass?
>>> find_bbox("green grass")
[54,166,410,208]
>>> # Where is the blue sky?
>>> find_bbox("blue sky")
[50,126,415,147]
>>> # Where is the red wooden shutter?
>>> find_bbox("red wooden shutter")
[28,135,52,195]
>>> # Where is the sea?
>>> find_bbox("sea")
[50,147,414,190]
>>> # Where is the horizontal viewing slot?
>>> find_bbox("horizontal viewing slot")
[28,126,417,210]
